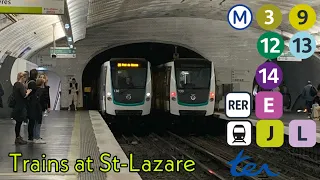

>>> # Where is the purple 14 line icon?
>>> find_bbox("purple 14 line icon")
[255,62,283,90]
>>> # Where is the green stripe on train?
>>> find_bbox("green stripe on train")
[113,101,145,106]
[178,101,208,106]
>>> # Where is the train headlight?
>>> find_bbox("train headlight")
[209,92,214,102]
[107,97,112,101]
[171,97,176,101]
[146,92,151,97]
[107,92,111,96]
[146,97,150,101]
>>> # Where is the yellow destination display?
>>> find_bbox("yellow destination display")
[0,0,64,14]
[117,63,139,67]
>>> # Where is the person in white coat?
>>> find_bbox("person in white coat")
[68,78,78,111]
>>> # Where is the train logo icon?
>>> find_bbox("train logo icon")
[227,121,252,146]
[190,94,196,101]
[227,4,253,30]
[126,94,132,100]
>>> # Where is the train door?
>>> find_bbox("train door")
[164,66,171,111]
[158,68,166,110]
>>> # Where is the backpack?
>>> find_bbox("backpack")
[27,80,35,88]
[310,86,317,97]
[26,80,35,101]
[7,93,15,108]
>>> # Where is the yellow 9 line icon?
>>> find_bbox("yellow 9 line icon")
[289,4,316,30]
[256,4,283,30]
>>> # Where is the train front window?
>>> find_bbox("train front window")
[175,67,211,89]
[111,68,147,89]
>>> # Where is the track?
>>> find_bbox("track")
[150,131,269,180]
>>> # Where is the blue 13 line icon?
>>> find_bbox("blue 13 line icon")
[228,4,253,30]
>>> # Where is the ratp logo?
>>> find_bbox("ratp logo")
[228,4,253,30]
[228,149,279,177]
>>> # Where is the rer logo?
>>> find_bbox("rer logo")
[227,4,253,30]
[228,149,279,177]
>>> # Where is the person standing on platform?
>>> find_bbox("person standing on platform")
[280,82,291,110]
[302,81,317,118]
[0,82,4,108]
[32,78,46,144]
[68,78,78,111]
[39,74,50,116]
[22,71,29,125]
[12,72,32,144]
[312,91,320,121]
[44,74,51,115]
[26,69,38,142]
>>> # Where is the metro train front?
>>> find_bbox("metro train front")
[99,58,152,117]
[153,58,215,116]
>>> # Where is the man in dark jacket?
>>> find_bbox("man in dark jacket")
[27,69,38,142]
[302,81,317,118]
[0,83,4,108]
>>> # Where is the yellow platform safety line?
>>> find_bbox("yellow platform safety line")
[67,112,81,177]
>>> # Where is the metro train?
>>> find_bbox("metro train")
[152,58,215,116]
[98,58,152,118]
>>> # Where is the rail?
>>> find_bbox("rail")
[53,81,61,110]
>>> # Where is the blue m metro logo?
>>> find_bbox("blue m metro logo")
[228,150,279,177]
[234,11,247,24]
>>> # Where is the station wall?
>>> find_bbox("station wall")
[0,57,38,118]
[278,55,320,110]
[44,71,61,110]
[10,58,38,85]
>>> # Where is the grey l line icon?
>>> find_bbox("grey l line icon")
[298,126,307,141]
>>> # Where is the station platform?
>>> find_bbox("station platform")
[215,111,320,143]
[0,111,142,180]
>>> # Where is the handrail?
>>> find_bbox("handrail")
[53,81,61,110]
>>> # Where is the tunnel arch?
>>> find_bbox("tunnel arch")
[82,42,206,110]
[82,39,209,75]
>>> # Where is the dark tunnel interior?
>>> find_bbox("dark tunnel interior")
[82,42,204,110]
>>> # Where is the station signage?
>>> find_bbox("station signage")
[277,52,302,62]
[50,47,76,58]
[0,0,64,15]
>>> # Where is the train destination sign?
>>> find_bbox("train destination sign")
[0,0,64,15]
[117,63,139,67]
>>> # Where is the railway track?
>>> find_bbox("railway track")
[206,135,320,180]
[150,132,266,180]
[119,131,320,180]
[148,132,232,180]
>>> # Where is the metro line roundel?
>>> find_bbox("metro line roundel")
[256,4,283,30]
[257,32,284,59]
[227,4,253,30]
[255,62,283,90]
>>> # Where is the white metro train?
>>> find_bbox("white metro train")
[99,58,152,117]
[152,58,215,116]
